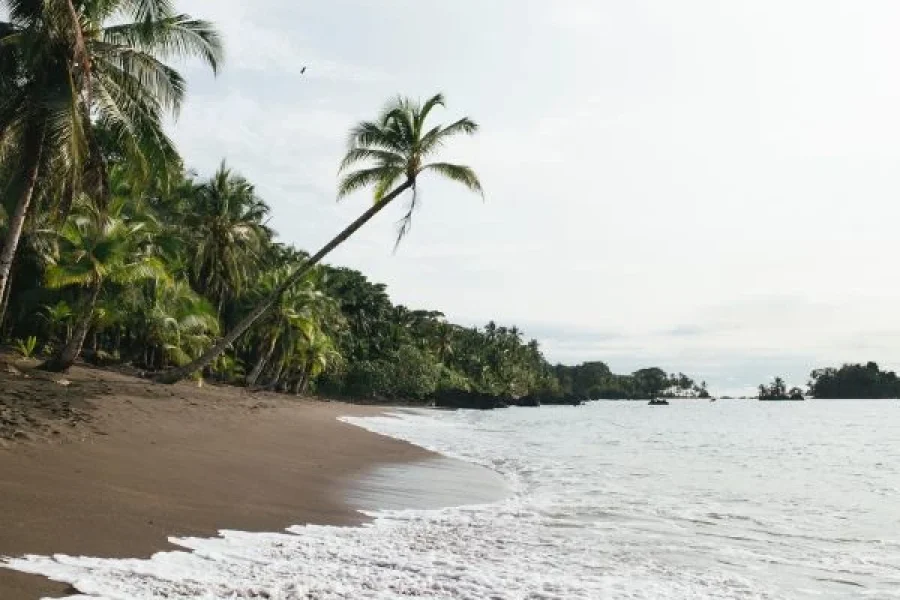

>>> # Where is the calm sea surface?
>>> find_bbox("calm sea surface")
[7,400,900,598]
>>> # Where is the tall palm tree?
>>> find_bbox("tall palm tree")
[157,92,483,383]
[184,162,271,314]
[0,0,222,322]
[42,197,169,371]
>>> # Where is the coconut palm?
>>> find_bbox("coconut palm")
[294,329,341,394]
[40,300,74,347]
[143,279,220,369]
[244,266,318,387]
[157,92,482,383]
[244,264,343,388]
[183,162,272,314]
[0,0,222,324]
[42,197,169,370]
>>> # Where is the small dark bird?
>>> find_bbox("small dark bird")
[300,66,307,75]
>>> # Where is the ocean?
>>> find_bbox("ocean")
[6,400,900,598]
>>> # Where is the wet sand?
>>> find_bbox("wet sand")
[0,365,438,599]
[346,454,509,512]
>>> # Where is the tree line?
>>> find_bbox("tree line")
[0,152,706,402]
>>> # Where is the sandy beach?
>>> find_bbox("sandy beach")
[0,362,433,599]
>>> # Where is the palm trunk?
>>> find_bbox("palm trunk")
[246,333,278,387]
[0,141,44,314]
[298,363,313,395]
[266,362,285,391]
[156,179,413,384]
[0,264,15,335]
[44,280,102,372]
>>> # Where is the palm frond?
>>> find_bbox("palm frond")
[93,42,186,113]
[419,117,478,156]
[372,167,404,202]
[421,162,484,197]
[45,263,95,289]
[415,92,445,134]
[346,121,405,153]
[116,0,176,22]
[6,0,43,24]
[338,147,404,172]
[103,15,223,75]
[338,166,395,200]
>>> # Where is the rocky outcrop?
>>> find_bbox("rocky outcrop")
[433,389,511,410]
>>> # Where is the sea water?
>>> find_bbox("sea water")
[6,400,900,599]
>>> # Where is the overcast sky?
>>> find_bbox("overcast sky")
[169,0,900,395]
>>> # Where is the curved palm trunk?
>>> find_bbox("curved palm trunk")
[156,179,413,384]
[44,280,102,372]
[0,141,44,313]
[246,333,278,387]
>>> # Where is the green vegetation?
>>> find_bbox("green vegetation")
[13,335,37,359]
[0,0,221,322]
[808,362,900,399]
[0,1,705,405]
[759,363,900,400]
[758,377,804,401]
[552,363,708,401]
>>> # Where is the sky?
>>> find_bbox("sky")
[168,0,900,395]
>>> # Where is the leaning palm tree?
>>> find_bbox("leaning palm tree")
[0,0,222,322]
[157,93,482,383]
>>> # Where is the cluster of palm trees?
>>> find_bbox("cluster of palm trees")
[2,0,534,395]
[0,0,221,372]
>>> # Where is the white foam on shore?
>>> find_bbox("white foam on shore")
[5,506,767,600]
[5,403,900,599]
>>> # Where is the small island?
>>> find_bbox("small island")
[757,377,805,401]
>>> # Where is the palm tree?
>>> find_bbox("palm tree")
[0,0,222,323]
[243,265,324,387]
[41,300,74,347]
[142,279,220,369]
[435,322,455,362]
[42,197,169,371]
[294,329,341,394]
[183,162,271,314]
[157,92,483,383]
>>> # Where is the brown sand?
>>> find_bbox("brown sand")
[0,362,431,599]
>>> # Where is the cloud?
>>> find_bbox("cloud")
[178,0,389,84]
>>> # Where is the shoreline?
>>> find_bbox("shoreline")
[0,365,438,599]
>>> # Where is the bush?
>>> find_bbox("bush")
[386,345,440,400]
[437,365,472,392]
[342,360,392,399]
[14,336,38,359]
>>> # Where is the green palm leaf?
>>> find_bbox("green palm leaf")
[421,162,484,197]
